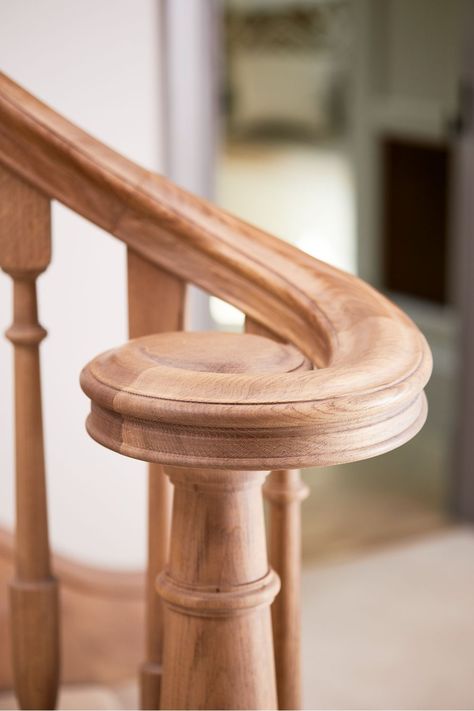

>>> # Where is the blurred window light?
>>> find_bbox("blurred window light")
[296,221,355,275]
[210,296,245,327]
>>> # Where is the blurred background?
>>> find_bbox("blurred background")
[1,0,474,709]
[216,0,456,561]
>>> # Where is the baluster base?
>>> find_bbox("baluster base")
[10,577,60,710]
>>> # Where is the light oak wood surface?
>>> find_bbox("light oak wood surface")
[80,331,314,469]
[0,527,144,690]
[264,470,308,710]
[245,316,308,710]
[80,332,313,710]
[0,166,59,710]
[127,249,186,710]
[159,466,279,711]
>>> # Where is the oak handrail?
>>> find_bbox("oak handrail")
[0,72,432,468]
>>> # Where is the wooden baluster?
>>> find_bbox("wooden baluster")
[127,248,186,710]
[263,470,308,710]
[245,316,309,710]
[0,166,59,709]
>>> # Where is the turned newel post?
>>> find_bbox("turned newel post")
[81,331,311,710]
[158,467,280,710]
[0,166,59,709]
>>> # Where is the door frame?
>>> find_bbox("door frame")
[159,0,221,330]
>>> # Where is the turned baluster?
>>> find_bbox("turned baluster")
[264,470,308,709]
[127,248,186,710]
[0,166,59,709]
[245,316,308,709]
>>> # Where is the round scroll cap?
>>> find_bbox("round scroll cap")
[81,331,428,469]
[80,331,313,469]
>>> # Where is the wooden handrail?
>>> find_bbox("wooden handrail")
[0,71,431,468]
[0,71,433,711]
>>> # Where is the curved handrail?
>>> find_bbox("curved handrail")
[0,72,431,466]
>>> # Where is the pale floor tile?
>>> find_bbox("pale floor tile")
[112,679,139,710]
[302,527,474,710]
[0,685,121,710]
[0,693,17,711]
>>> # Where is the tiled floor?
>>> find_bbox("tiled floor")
[0,686,121,711]
[301,527,474,709]
[2,528,473,710]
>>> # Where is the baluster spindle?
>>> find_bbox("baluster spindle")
[0,166,59,710]
[263,470,308,710]
[245,316,308,710]
[127,248,186,710]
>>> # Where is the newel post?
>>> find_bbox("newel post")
[158,466,280,710]
[80,331,309,710]
[0,166,60,710]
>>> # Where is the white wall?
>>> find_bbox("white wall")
[0,0,164,569]
[164,0,219,331]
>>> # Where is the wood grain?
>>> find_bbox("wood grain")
[158,466,279,711]
[0,72,432,469]
[0,527,144,691]
[127,248,186,710]
[0,165,51,272]
[264,470,308,710]
[80,328,426,470]
[0,166,59,710]
[81,331,320,469]
[245,316,308,709]
[81,332,309,709]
